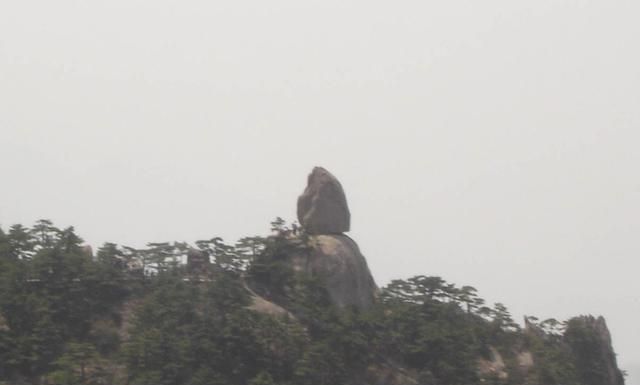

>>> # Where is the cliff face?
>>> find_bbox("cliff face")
[565,315,625,385]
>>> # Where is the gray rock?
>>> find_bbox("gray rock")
[245,282,295,319]
[478,346,508,380]
[297,167,350,235]
[290,234,377,309]
[565,315,625,385]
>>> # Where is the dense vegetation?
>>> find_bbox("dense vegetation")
[0,220,620,385]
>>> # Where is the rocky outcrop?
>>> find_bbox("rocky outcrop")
[290,234,377,309]
[297,167,350,235]
[517,351,534,374]
[564,315,625,385]
[291,167,377,310]
[524,316,546,338]
[245,282,295,318]
[478,347,508,381]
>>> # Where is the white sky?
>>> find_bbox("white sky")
[1,0,638,382]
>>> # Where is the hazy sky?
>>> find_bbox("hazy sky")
[1,0,639,382]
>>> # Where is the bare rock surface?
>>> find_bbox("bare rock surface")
[478,347,508,380]
[291,167,377,309]
[297,167,350,234]
[517,351,534,373]
[291,234,377,309]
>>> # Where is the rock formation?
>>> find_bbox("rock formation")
[294,167,377,309]
[565,315,625,385]
[477,347,508,381]
[290,234,377,309]
[297,167,350,235]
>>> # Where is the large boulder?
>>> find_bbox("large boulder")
[297,167,350,235]
[290,234,377,309]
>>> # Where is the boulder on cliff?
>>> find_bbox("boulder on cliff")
[292,167,376,309]
[297,167,350,235]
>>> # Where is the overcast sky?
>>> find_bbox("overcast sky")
[1,0,639,382]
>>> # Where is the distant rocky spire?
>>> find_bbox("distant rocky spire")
[565,315,625,385]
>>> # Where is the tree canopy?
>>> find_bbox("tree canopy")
[0,220,620,385]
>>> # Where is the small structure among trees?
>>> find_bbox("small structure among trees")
[186,248,210,276]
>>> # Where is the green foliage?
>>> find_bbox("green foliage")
[0,219,617,385]
[0,221,129,382]
[381,279,484,384]
[525,335,580,385]
[123,271,305,385]
[7,224,35,259]
[246,231,309,305]
[47,342,111,385]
